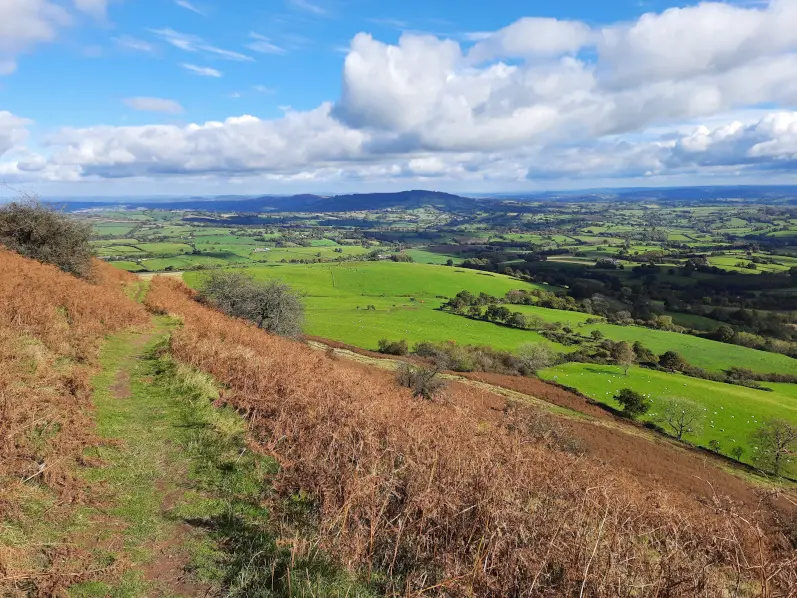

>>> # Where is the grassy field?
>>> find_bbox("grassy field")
[539,362,797,465]
[581,322,797,375]
[184,262,553,350]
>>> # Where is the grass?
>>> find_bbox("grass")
[581,322,797,375]
[184,262,552,351]
[539,362,797,469]
[70,318,373,597]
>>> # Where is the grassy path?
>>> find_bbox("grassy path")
[70,321,212,597]
[70,316,372,597]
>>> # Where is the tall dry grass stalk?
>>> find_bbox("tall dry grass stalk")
[147,277,797,597]
[0,249,148,594]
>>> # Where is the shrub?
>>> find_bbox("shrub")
[615,388,650,419]
[515,342,557,374]
[395,362,447,400]
[377,338,409,356]
[0,196,93,277]
[198,271,304,337]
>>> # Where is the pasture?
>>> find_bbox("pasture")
[539,362,797,465]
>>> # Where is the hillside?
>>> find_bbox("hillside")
[2,247,796,596]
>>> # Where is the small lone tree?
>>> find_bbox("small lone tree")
[730,446,744,462]
[654,398,704,441]
[615,388,650,419]
[396,362,446,400]
[0,196,93,277]
[750,418,797,477]
[515,342,556,375]
[611,341,636,375]
[708,440,721,454]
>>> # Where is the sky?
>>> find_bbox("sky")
[1,0,797,197]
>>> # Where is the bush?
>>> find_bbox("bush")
[515,342,557,374]
[0,196,93,277]
[395,362,447,400]
[378,338,409,356]
[615,388,650,419]
[198,271,304,337]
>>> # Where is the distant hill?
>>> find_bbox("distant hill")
[52,190,485,213]
[48,185,797,213]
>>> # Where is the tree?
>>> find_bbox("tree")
[590,330,603,341]
[714,324,736,343]
[708,440,721,454]
[654,399,704,441]
[0,196,93,277]
[198,272,305,337]
[396,362,446,400]
[615,388,650,419]
[611,341,635,375]
[446,258,454,266]
[750,419,797,477]
[730,446,744,462]
[506,312,528,329]
[632,341,657,364]
[515,343,556,375]
[659,351,687,372]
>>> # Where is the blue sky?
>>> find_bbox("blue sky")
[1,0,797,196]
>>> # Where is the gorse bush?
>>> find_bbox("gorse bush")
[198,271,304,337]
[0,197,93,277]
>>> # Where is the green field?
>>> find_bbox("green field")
[581,323,797,375]
[184,262,553,350]
[539,362,797,466]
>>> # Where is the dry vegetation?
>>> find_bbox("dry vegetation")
[147,277,797,597]
[0,248,148,595]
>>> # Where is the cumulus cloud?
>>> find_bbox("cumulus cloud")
[468,18,591,63]
[44,105,366,178]
[124,97,185,114]
[11,0,797,188]
[0,0,70,74]
[0,112,32,156]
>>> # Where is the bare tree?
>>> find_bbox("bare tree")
[654,399,704,441]
[751,419,797,477]
[396,362,447,400]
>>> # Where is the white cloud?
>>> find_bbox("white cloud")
[0,0,70,74]
[12,0,797,189]
[45,105,366,178]
[174,0,205,16]
[247,33,287,55]
[181,63,222,77]
[124,97,185,114]
[288,0,327,15]
[468,18,591,63]
[114,35,155,53]
[72,0,108,18]
[0,112,31,156]
[151,28,253,61]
